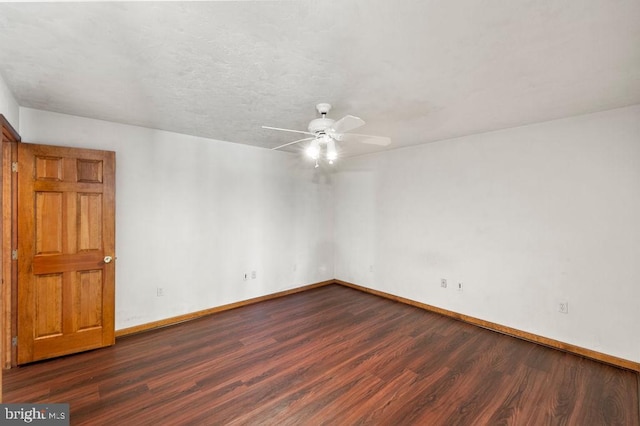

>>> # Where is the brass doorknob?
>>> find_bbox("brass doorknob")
[104,256,113,264]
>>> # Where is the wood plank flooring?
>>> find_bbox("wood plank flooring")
[4,284,639,425]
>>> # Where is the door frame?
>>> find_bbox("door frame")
[1,115,21,401]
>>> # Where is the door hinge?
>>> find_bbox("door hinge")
[12,336,17,347]
[11,249,18,260]
[11,161,18,173]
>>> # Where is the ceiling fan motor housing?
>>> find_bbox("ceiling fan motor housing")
[308,117,335,134]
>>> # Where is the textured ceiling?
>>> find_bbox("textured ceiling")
[0,1,639,158]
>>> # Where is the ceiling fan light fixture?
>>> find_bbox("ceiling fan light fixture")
[326,139,337,162]
[306,139,320,160]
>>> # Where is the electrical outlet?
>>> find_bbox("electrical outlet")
[440,278,447,288]
[558,301,569,314]
[156,287,164,297]
[457,282,463,292]
[251,270,257,279]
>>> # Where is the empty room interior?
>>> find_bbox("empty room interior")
[0,1,639,424]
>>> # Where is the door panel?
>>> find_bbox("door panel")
[35,192,63,254]
[17,143,115,364]
[78,193,103,250]
[34,274,63,337]
[76,270,103,330]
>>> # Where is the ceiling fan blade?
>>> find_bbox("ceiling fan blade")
[329,115,365,134]
[262,126,315,136]
[340,133,392,146]
[271,137,315,151]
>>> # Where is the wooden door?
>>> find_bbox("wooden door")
[17,143,115,364]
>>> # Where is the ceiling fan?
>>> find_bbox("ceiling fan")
[262,103,391,167]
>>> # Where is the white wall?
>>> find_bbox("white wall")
[19,108,334,330]
[0,73,19,129]
[334,105,640,363]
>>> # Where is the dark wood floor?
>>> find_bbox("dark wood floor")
[4,285,639,425]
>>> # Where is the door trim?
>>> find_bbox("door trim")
[0,115,20,403]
